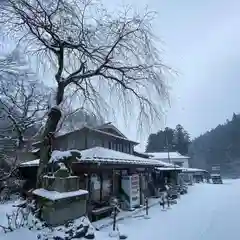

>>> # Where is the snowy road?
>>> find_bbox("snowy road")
[99,179,240,240]
[1,180,240,240]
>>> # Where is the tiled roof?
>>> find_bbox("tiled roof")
[20,147,174,167]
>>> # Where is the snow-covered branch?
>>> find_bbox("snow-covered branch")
[1,0,172,128]
[0,49,51,147]
[1,0,173,184]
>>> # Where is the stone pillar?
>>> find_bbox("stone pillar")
[33,175,88,226]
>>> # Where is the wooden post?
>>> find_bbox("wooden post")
[113,205,117,231]
[111,169,114,196]
[167,194,170,208]
[139,173,142,205]
[140,173,146,205]
[145,170,150,197]
[86,172,93,221]
[100,172,103,202]
[145,197,149,216]
[111,169,117,197]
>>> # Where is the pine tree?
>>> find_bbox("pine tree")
[145,125,191,155]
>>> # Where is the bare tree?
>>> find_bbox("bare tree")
[1,0,171,186]
[0,49,51,191]
[0,49,51,148]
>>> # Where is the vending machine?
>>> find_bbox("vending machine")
[121,174,140,209]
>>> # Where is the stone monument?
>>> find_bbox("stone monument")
[32,150,88,226]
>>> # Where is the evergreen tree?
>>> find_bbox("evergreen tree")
[164,127,175,151]
[174,124,190,155]
[189,112,240,177]
[145,125,191,155]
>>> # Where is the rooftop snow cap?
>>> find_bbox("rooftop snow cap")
[146,152,190,159]
[20,147,175,167]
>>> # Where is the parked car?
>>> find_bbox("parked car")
[211,174,223,184]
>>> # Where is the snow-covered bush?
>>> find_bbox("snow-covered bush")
[37,216,95,240]
[0,200,41,233]
[0,198,96,239]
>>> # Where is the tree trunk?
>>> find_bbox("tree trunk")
[36,106,62,188]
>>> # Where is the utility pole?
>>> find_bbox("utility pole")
[165,128,171,164]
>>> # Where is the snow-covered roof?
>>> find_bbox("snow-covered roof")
[20,147,174,167]
[32,188,88,201]
[78,147,173,166]
[49,150,81,163]
[133,151,151,158]
[156,166,208,173]
[210,173,221,177]
[181,168,208,173]
[146,152,190,160]
[95,123,127,139]
[31,148,40,153]
[156,167,182,171]
[155,166,207,172]
[56,125,138,144]
[21,159,40,167]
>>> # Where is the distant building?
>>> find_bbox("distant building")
[145,151,190,168]
[31,123,139,156]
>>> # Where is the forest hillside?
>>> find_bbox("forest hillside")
[189,113,240,177]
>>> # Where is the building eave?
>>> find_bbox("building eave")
[33,125,139,147]
[20,147,170,168]
[95,122,127,139]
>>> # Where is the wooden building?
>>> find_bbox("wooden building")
[19,123,173,220]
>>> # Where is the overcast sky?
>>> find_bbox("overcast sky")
[2,0,240,151]
[105,0,240,150]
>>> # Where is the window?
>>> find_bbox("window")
[128,143,132,154]
[125,144,129,153]
[120,144,124,152]
[124,144,128,153]
[108,141,112,149]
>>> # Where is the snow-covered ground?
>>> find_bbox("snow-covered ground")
[98,180,240,240]
[1,179,240,239]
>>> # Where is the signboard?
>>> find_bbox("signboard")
[212,166,220,171]
[91,176,100,190]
